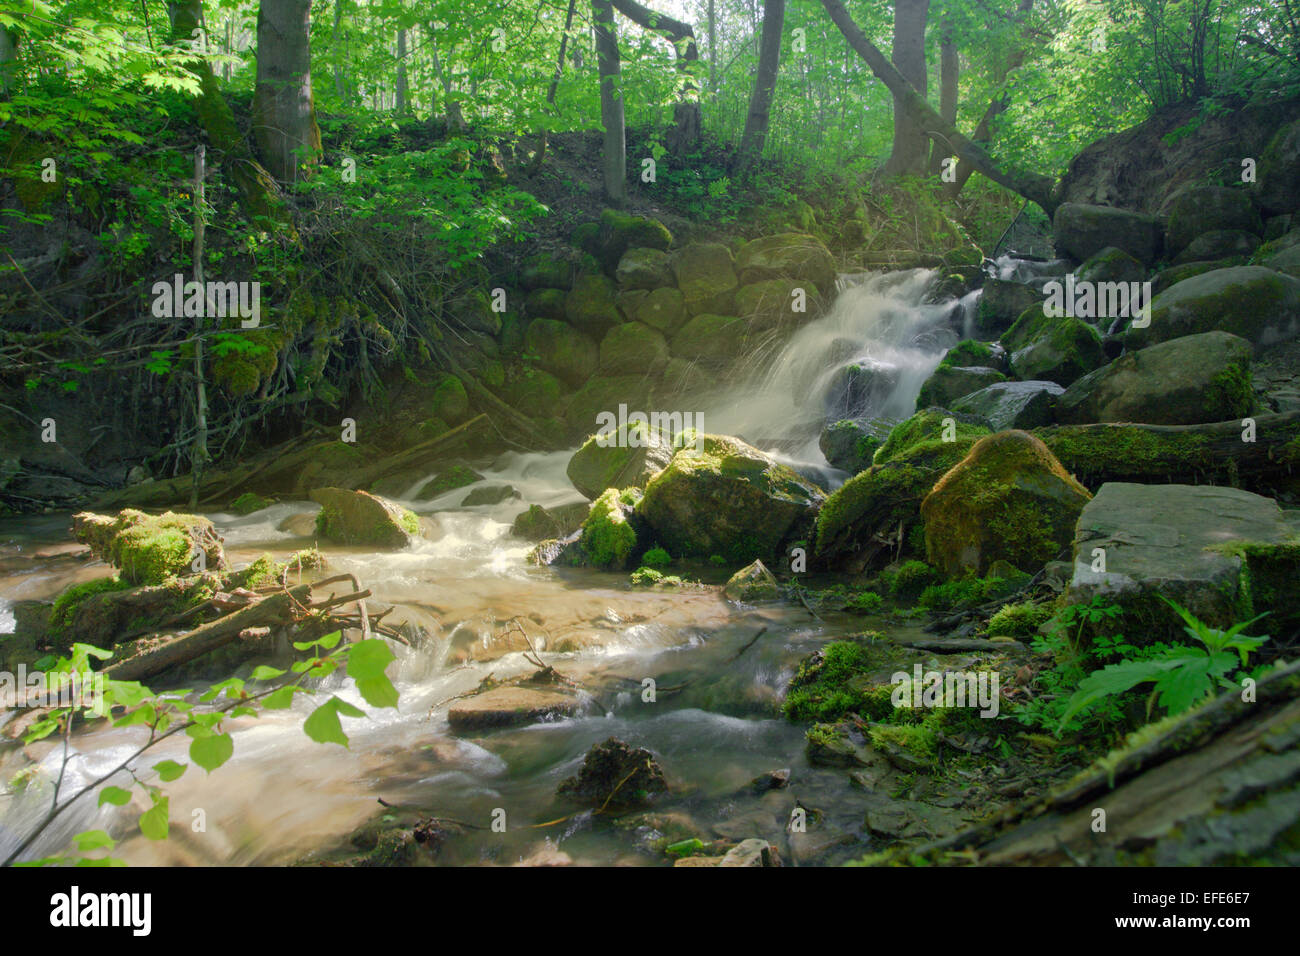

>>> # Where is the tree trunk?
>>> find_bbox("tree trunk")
[882,0,931,178]
[928,21,958,176]
[707,0,717,98]
[820,0,1058,215]
[734,0,786,175]
[610,0,701,153]
[593,0,627,206]
[190,144,209,509]
[332,0,348,102]
[166,0,294,230]
[395,28,408,112]
[0,25,16,96]
[252,0,322,185]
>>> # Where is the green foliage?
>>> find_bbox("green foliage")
[882,560,941,601]
[917,575,1019,612]
[580,488,637,569]
[985,600,1052,638]
[48,576,130,636]
[846,590,884,613]
[641,546,672,567]
[782,639,893,723]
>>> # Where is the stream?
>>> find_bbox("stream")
[0,267,970,866]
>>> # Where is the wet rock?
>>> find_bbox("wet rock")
[598,321,670,376]
[921,431,1092,577]
[1076,246,1146,285]
[1065,482,1300,645]
[719,838,782,867]
[448,684,581,731]
[510,502,589,541]
[735,277,812,329]
[734,232,836,294]
[72,509,227,585]
[557,737,668,810]
[461,484,520,507]
[276,512,318,536]
[671,242,739,316]
[1052,202,1162,265]
[1002,306,1105,387]
[915,365,1007,410]
[309,488,419,548]
[975,279,1043,337]
[750,768,791,794]
[1058,331,1255,425]
[566,422,674,500]
[723,559,779,602]
[952,380,1063,431]
[415,465,484,500]
[670,313,746,367]
[524,318,600,387]
[824,361,901,420]
[636,434,825,563]
[1122,266,1300,350]
[1163,184,1262,256]
[818,418,887,474]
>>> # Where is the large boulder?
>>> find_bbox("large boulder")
[1002,307,1105,387]
[565,273,623,339]
[735,278,812,329]
[1122,266,1300,349]
[952,380,1064,431]
[72,510,227,586]
[634,286,688,336]
[1258,118,1300,216]
[520,254,574,291]
[510,502,590,541]
[1171,229,1259,265]
[823,360,901,419]
[616,246,673,290]
[309,488,420,548]
[599,321,670,376]
[1052,203,1162,265]
[1065,483,1300,644]
[734,233,837,294]
[1058,331,1255,425]
[1163,185,1262,257]
[636,434,825,563]
[915,365,1007,410]
[921,431,1092,577]
[671,242,739,316]
[1076,246,1146,285]
[819,419,889,474]
[563,374,654,437]
[524,318,599,387]
[566,421,674,500]
[1266,244,1300,280]
[577,488,641,569]
[591,209,673,272]
[670,313,746,367]
[975,280,1043,337]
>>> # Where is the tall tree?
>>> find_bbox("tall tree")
[252,0,322,184]
[734,0,786,175]
[882,0,931,177]
[610,0,701,152]
[928,18,958,176]
[593,0,627,205]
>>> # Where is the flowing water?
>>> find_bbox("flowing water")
[0,268,960,866]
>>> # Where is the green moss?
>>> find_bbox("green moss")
[782,639,894,722]
[918,575,1019,611]
[874,409,991,466]
[419,465,483,499]
[883,560,942,600]
[641,546,672,567]
[630,567,663,586]
[230,492,272,515]
[49,576,131,636]
[1205,362,1256,419]
[580,488,637,569]
[317,442,366,469]
[398,508,420,535]
[940,340,995,368]
[986,600,1053,637]
[846,590,883,613]
[1038,424,1216,486]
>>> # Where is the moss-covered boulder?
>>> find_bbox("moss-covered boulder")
[599,321,670,376]
[1059,331,1255,425]
[510,502,590,541]
[1052,202,1162,265]
[1151,259,1241,295]
[723,559,780,601]
[1123,266,1300,349]
[563,374,655,437]
[520,254,574,291]
[449,290,502,337]
[72,510,227,586]
[734,233,836,294]
[921,431,1092,577]
[1266,244,1300,280]
[951,381,1063,431]
[229,492,272,516]
[592,209,673,272]
[525,287,568,320]
[565,273,623,339]
[1002,305,1105,386]
[524,318,599,387]
[818,419,888,474]
[1258,118,1300,216]
[1076,246,1146,285]
[975,280,1043,337]
[660,357,711,396]
[415,465,484,500]
[615,246,673,290]
[566,421,674,500]
[636,435,825,563]
[310,488,420,548]
[1164,185,1262,257]
[502,367,565,412]
[1172,229,1260,265]
[915,365,1007,410]
[671,242,739,316]
[579,488,640,569]
[670,313,746,367]
[633,286,688,337]
[735,277,813,329]
[873,407,994,466]
[428,373,470,425]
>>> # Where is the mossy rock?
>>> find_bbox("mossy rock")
[915,365,1007,411]
[565,273,623,339]
[1122,266,1300,350]
[1257,118,1300,216]
[415,465,484,500]
[563,374,655,438]
[921,431,1092,577]
[1003,305,1104,387]
[636,434,825,563]
[502,367,565,412]
[510,502,590,541]
[520,254,574,291]
[1164,184,1262,257]
[523,318,599,387]
[594,209,673,272]
[579,488,640,569]
[734,278,812,329]
[939,339,997,370]
[722,559,779,601]
[634,286,688,337]
[229,492,272,516]
[734,232,836,294]
[1172,229,1261,266]
[599,321,670,376]
[818,419,888,474]
[428,373,470,425]
[1052,202,1161,265]
[670,313,746,367]
[671,242,739,316]
[975,280,1042,337]
[72,509,227,586]
[566,420,674,500]
[1076,246,1146,285]
[449,290,502,337]
[525,287,568,321]
[873,407,992,467]
[309,488,420,548]
[615,246,673,290]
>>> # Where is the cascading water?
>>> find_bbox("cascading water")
[0,266,960,866]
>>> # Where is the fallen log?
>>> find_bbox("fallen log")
[104,584,311,683]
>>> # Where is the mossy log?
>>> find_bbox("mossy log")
[1037,411,1300,491]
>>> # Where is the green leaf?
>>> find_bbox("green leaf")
[152,759,187,782]
[262,685,306,710]
[303,695,366,748]
[138,796,169,841]
[250,665,287,681]
[346,639,395,681]
[189,731,234,772]
[73,829,115,852]
[98,785,133,807]
[356,675,399,710]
